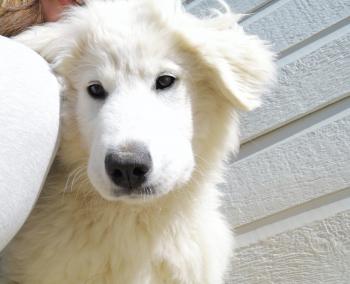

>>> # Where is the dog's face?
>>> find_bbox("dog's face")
[74,30,195,201]
[16,0,274,202]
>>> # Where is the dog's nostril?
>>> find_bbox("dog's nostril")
[133,166,148,177]
[112,169,123,178]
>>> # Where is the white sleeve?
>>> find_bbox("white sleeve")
[0,36,60,251]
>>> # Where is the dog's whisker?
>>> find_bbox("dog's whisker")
[63,167,80,194]
[69,168,85,193]
[62,166,86,202]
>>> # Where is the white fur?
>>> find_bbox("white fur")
[1,0,275,283]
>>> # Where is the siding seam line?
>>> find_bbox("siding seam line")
[234,93,350,162]
[278,16,350,60]
[234,186,350,247]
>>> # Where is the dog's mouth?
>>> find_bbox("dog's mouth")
[111,185,160,202]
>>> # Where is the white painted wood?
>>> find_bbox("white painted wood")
[240,28,350,142]
[234,189,350,247]
[226,0,273,14]
[186,0,227,17]
[228,209,350,283]
[186,0,273,15]
[223,106,350,227]
[242,0,350,54]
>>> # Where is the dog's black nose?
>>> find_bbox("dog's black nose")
[105,143,152,190]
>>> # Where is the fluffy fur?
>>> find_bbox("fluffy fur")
[1,0,274,283]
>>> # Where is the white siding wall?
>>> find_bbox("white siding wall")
[186,0,350,283]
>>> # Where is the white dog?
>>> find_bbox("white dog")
[1,0,274,283]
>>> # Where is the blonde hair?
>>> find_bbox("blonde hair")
[0,0,43,36]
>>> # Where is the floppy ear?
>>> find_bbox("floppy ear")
[14,23,69,64]
[174,10,276,111]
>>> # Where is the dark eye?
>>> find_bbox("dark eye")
[155,75,176,90]
[87,83,107,100]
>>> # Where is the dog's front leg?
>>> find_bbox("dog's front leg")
[198,213,234,284]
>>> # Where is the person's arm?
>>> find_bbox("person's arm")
[0,36,60,251]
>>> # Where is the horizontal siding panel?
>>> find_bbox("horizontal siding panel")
[186,0,272,14]
[227,210,350,284]
[240,30,350,142]
[225,0,273,14]
[223,107,350,227]
[186,0,230,17]
[242,0,350,54]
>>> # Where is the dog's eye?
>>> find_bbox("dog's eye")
[155,75,176,90]
[87,83,107,100]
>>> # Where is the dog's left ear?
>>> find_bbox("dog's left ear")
[174,11,276,111]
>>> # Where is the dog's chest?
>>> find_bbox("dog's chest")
[6,193,202,284]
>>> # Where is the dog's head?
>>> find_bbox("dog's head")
[16,0,274,202]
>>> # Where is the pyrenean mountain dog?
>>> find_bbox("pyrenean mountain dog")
[2,0,274,283]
